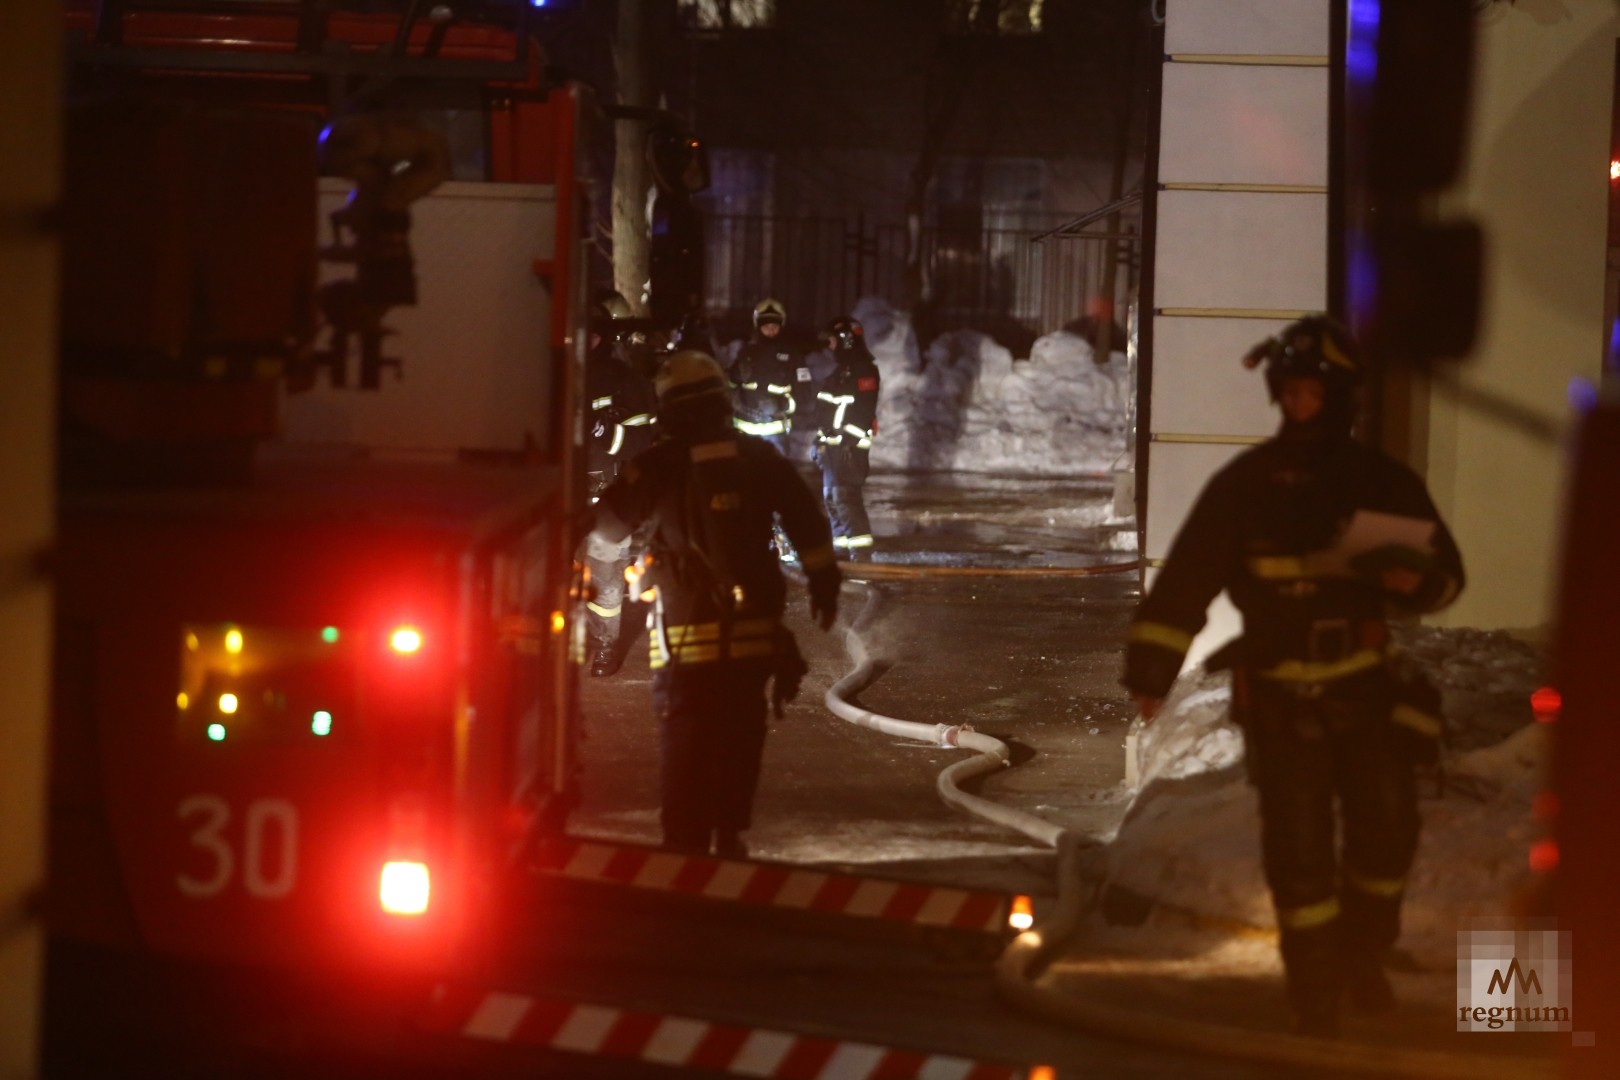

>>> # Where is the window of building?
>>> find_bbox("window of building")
[678,0,775,32]
[947,0,1044,35]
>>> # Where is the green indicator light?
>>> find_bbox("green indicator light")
[321,626,341,644]
[207,723,227,742]
[311,710,333,737]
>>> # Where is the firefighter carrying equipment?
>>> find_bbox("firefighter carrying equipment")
[596,358,841,658]
[591,390,840,856]
[1123,317,1464,1034]
[1123,441,1463,702]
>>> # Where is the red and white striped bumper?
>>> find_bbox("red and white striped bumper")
[423,985,1029,1079]
[535,839,1011,934]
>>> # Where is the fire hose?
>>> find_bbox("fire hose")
[824,563,1554,1080]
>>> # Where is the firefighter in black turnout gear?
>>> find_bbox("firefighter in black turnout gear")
[1122,316,1464,1037]
[584,293,658,676]
[591,350,842,857]
[813,317,880,560]
[731,298,803,456]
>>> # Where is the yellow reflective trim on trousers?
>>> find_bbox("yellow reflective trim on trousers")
[842,534,874,549]
[799,544,837,571]
[666,623,720,644]
[1127,621,1193,654]
[586,601,622,618]
[1277,896,1340,930]
[665,620,776,645]
[1258,649,1384,683]
[1345,869,1406,898]
[1391,704,1442,739]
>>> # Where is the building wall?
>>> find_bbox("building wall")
[1144,0,1332,665]
[1425,1,1619,631]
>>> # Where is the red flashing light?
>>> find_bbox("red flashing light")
[380,861,431,915]
[1531,686,1561,722]
[1529,839,1560,875]
[389,626,423,654]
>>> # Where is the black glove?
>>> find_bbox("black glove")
[808,567,840,631]
[771,629,810,719]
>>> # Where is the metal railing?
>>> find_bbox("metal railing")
[703,212,1139,347]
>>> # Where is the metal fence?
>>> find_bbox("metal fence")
[703,212,1138,348]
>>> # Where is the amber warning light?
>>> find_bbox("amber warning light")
[380,861,431,915]
[1009,894,1034,932]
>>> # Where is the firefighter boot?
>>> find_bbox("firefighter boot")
[590,635,625,677]
[1341,887,1401,1014]
[1345,950,1396,1014]
[1281,923,1345,1038]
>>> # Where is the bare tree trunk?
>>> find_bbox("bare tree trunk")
[1095,10,1142,364]
[613,0,653,316]
[903,3,998,335]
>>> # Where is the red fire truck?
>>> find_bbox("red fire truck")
[50,1,589,975]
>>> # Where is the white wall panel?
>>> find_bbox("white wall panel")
[1151,316,1289,436]
[283,180,556,454]
[1144,440,1249,560]
[1164,0,1329,56]
[1159,65,1329,186]
[1154,190,1327,312]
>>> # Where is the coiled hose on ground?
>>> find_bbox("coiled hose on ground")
[824,561,1554,1080]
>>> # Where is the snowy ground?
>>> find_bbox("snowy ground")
[1092,625,1548,971]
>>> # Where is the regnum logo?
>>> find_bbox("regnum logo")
[1457,918,1572,1033]
[1485,958,1542,998]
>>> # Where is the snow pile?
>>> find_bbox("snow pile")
[1394,625,1544,751]
[1132,666,1241,789]
[1098,627,1547,965]
[852,298,1130,476]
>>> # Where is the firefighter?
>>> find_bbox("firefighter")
[591,350,841,857]
[730,298,802,456]
[583,292,659,677]
[812,316,880,560]
[1121,315,1464,1037]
